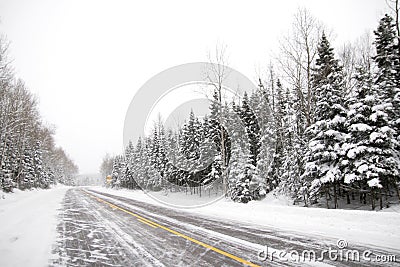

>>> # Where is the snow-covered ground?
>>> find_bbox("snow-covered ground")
[1,185,398,267]
[0,185,69,267]
[90,186,400,252]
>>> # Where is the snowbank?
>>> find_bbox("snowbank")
[90,186,400,252]
[0,185,70,267]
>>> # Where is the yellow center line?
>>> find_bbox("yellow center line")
[81,190,260,267]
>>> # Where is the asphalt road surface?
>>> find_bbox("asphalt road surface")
[50,188,399,267]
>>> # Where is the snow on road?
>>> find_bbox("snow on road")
[0,185,69,267]
[85,188,399,266]
[90,186,400,253]
[51,188,164,267]
[72,190,344,267]
[1,186,398,266]
[53,188,276,267]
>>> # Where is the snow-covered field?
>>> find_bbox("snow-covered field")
[90,186,400,253]
[0,185,69,267]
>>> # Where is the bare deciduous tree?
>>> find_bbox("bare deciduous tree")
[205,44,230,196]
[338,32,374,95]
[387,0,400,36]
[277,8,326,127]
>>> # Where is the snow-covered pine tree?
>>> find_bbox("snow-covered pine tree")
[289,86,309,205]
[133,137,146,188]
[21,144,35,189]
[253,82,275,194]
[147,128,162,190]
[204,91,226,193]
[0,135,15,192]
[343,64,399,210]
[111,156,122,188]
[268,80,286,191]
[373,14,400,133]
[372,14,400,201]
[228,100,264,202]
[228,101,251,202]
[118,155,127,188]
[0,36,78,191]
[343,66,373,200]
[157,124,168,189]
[124,140,137,189]
[240,92,260,166]
[164,129,180,186]
[275,83,306,204]
[179,110,202,191]
[33,141,45,188]
[302,33,347,208]
[180,111,202,162]
[110,155,127,189]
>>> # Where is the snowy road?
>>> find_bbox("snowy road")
[51,188,399,267]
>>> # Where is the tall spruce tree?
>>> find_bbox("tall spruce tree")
[302,33,347,208]
[371,14,400,202]
[240,92,261,166]
[343,64,399,209]
[268,80,286,190]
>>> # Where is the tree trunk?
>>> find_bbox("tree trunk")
[394,181,400,202]
[371,189,375,210]
[325,185,330,209]
[346,191,351,204]
[333,182,338,209]
[385,184,390,208]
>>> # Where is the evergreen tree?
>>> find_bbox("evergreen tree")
[343,65,399,209]
[111,156,122,188]
[124,141,137,189]
[268,80,286,190]
[253,87,275,194]
[302,33,347,207]
[133,137,146,188]
[373,14,400,129]
[240,92,261,166]
[180,110,203,162]
[372,14,400,201]
[0,37,78,191]
[33,141,44,188]
[228,101,252,202]
[21,145,35,189]
[204,91,229,192]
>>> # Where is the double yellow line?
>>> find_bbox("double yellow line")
[82,190,260,267]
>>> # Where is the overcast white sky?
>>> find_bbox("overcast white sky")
[0,0,388,174]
